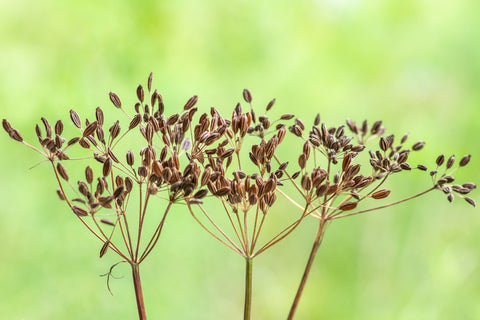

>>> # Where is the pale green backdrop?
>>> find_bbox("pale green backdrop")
[1,0,479,319]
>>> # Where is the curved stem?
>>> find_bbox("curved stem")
[131,264,147,320]
[287,218,328,320]
[244,257,253,320]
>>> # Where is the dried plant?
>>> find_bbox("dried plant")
[3,74,476,320]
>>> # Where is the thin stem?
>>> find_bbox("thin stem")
[131,264,146,320]
[287,218,328,320]
[244,257,253,320]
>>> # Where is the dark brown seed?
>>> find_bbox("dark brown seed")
[56,162,69,181]
[266,98,276,111]
[83,121,98,137]
[338,201,357,211]
[85,166,93,184]
[187,199,203,205]
[109,121,121,140]
[113,186,124,198]
[148,72,153,92]
[447,194,454,202]
[125,177,133,193]
[129,114,142,130]
[70,110,81,128]
[41,117,52,138]
[314,114,321,126]
[95,107,104,125]
[243,89,252,103]
[465,197,476,208]
[100,241,109,258]
[67,137,80,146]
[298,154,306,169]
[372,189,391,199]
[152,161,163,176]
[103,158,112,177]
[462,182,476,190]
[109,92,122,108]
[126,150,134,166]
[101,218,115,226]
[417,164,428,171]
[8,128,23,142]
[137,85,145,102]
[108,148,120,163]
[446,155,455,169]
[193,189,208,199]
[55,120,63,135]
[184,95,198,110]
[291,171,301,179]
[379,137,388,151]
[216,187,230,197]
[400,163,411,170]
[281,114,295,120]
[2,119,11,133]
[56,189,65,200]
[459,154,471,167]
[72,206,88,217]
[412,141,425,151]
[436,155,445,166]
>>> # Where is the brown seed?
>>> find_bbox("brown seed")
[70,109,82,128]
[148,72,153,92]
[281,114,295,120]
[446,155,455,169]
[2,119,11,133]
[338,201,357,211]
[56,162,69,181]
[462,182,476,190]
[125,177,133,193]
[8,128,23,142]
[298,154,307,169]
[99,241,109,258]
[101,218,115,226]
[95,107,104,125]
[379,137,388,152]
[129,114,142,130]
[243,89,252,103]
[447,194,454,202]
[459,154,471,167]
[83,121,98,137]
[72,205,88,217]
[113,186,124,198]
[126,150,134,166]
[109,121,121,140]
[193,189,208,199]
[216,187,230,197]
[55,120,63,135]
[136,85,145,102]
[188,199,203,205]
[417,164,428,171]
[465,197,476,208]
[109,92,122,108]
[56,189,65,200]
[266,98,276,111]
[412,141,425,151]
[152,161,163,176]
[85,166,93,184]
[103,158,112,177]
[184,95,199,110]
[314,114,321,126]
[372,189,391,199]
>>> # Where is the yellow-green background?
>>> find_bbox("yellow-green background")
[1,0,479,319]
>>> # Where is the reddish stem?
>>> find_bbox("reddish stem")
[132,264,147,320]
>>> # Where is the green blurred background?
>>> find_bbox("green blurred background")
[1,0,479,319]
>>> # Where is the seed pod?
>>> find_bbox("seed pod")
[103,158,112,176]
[338,201,357,211]
[99,241,109,258]
[126,150,134,166]
[55,120,64,135]
[193,189,208,199]
[459,154,471,167]
[56,162,69,181]
[412,141,425,151]
[83,121,98,137]
[147,72,153,92]
[152,161,163,176]
[266,98,275,111]
[298,154,307,169]
[243,89,252,103]
[417,164,428,171]
[314,114,321,126]
[216,187,230,197]
[281,114,295,120]
[379,137,388,152]
[72,206,88,217]
[136,85,144,102]
[462,182,476,190]
[184,95,198,110]
[56,189,65,200]
[125,177,133,193]
[101,218,115,226]
[113,186,124,198]
[465,197,476,208]
[109,92,122,108]
[188,199,203,205]
[129,114,142,130]
[8,128,23,142]
[447,194,454,203]
[85,166,93,184]
[2,119,12,133]
[69,110,81,128]
[446,155,455,169]
[372,189,391,199]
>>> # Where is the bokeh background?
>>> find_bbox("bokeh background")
[1,0,479,319]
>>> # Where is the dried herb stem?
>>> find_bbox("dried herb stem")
[244,257,253,320]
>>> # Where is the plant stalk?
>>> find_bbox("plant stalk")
[287,219,328,320]
[132,264,147,320]
[244,257,253,320]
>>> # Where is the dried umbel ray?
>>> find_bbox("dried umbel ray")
[3,74,477,320]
